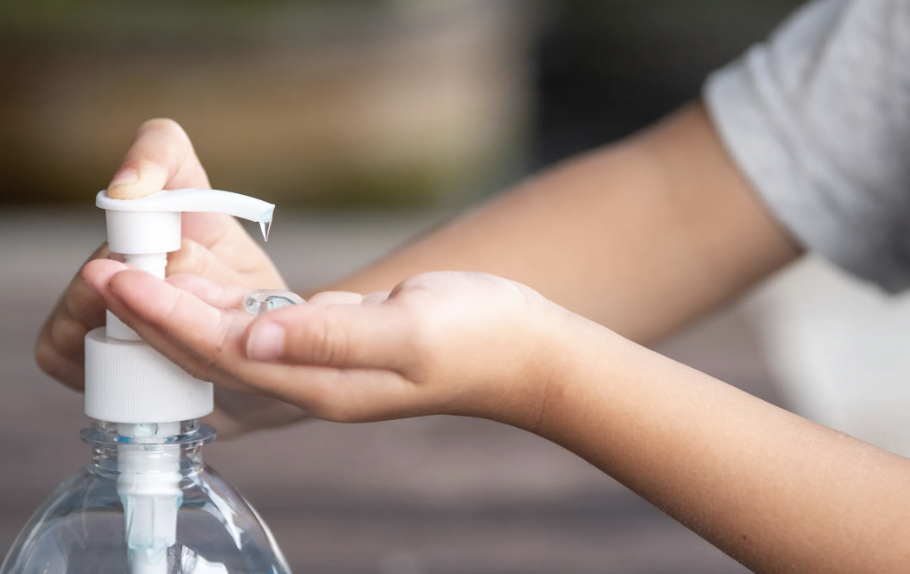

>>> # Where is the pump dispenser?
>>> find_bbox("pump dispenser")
[2,189,293,574]
[86,189,274,422]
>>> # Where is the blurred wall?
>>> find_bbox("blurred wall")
[1,0,804,208]
[0,0,534,206]
[533,0,802,165]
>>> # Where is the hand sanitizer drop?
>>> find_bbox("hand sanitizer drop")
[1,189,292,574]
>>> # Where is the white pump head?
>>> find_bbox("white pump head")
[84,188,275,424]
[98,188,274,257]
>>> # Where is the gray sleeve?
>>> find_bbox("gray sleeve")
[704,0,910,292]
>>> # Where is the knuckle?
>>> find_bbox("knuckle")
[167,239,202,276]
[395,273,433,296]
[303,314,348,366]
[34,336,82,387]
[401,305,433,354]
[396,304,444,379]
[169,239,229,284]
[402,271,454,292]
[48,315,88,356]
[64,280,105,327]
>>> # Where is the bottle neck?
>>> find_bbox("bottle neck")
[81,419,216,475]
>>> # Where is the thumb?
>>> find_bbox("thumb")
[107,118,210,199]
[244,302,421,372]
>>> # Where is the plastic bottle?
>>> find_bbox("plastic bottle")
[1,189,294,574]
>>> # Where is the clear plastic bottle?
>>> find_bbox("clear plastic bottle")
[2,188,295,574]
[0,420,291,574]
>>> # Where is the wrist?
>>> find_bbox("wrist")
[514,307,632,439]
[497,303,621,434]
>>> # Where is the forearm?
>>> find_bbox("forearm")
[537,317,910,573]
[328,102,801,343]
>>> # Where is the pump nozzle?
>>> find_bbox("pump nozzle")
[97,189,274,267]
[97,188,274,236]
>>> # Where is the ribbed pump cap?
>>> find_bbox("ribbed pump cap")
[84,329,212,423]
[84,188,275,424]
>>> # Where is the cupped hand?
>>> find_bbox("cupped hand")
[81,262,566,427]
[35,119,293,434]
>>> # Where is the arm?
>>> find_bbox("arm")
[543,316,910,574]
[78,264,910,574]
[328,102,801,342]
[36,102,799,434]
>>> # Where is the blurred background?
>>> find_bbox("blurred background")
[7,0,910,572]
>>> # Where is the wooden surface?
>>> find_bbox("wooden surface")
[0,209,783,573]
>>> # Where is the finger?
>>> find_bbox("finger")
[35,244,113,382]
[80,261,216,390]
[180,212,243,254]
[47,310,91,360]
[307,291,363,306]
[243,302,420,371]
[63,274,108,328]
[361,291,390,305]
[166,273,248,310]
[85,263,426,421]
[166,238,246,285]
[107,118,210,199]
[179,212,284,284]
[35,329,86,389]
[83,262,249,387]
[87,264,231,351]
[56,242,113,328]
[97,270,342,406]
[81,258,129,290]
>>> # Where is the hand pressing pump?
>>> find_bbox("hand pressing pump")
[1,190,293,574]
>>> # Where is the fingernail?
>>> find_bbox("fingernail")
[246,322,285,361]
[109,168,139,188]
